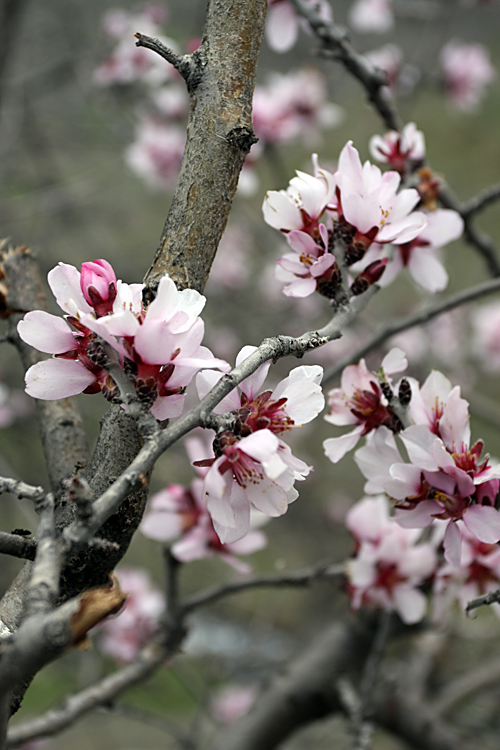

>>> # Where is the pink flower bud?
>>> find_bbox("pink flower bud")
[80,259,117,317]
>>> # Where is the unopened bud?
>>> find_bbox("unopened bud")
[80,259,117,317]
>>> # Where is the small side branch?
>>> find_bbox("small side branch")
[183,561,345,614]
[466,587,500,613]
[134,33,202,92]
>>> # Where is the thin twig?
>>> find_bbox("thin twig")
[461,183,500,219]
[182,562,345,614]
[323,276,500,386]
[22,493,60,620]
[134,33,200,89]
[465,587,500,613]
[288,0,402,131]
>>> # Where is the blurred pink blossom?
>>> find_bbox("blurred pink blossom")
[95,6,176,87]
[99,567,164,664]
[471,300,500,372]
[440,40,496,112]
[369,122,425,173]
[265,0,333,53]
[125,117,186,191]
[345,495,436,623]
[364,44,403,89]
[211,684,258,723]
[348,0,394,33]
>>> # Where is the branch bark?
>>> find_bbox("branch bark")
[143,0,267,293]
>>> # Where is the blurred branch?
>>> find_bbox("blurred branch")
[288,0,402,131]
[6,606,186,748]
[461,183,500,219]
[433,656,500,716]
[182,561,346,614]
[144,0,267,293]
[323,277,500,385]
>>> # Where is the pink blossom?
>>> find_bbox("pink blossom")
[348,0,394,34]
[323,348,407,463]
[275,224,337,298]
[333,140,427,246]
[369,123,425,173]
[94,6,176,87]
[364,44,403,89]
[345,496,436,624]
[195,348,324,541]
[265,0,333,53]
[471,301,500,373]
[355,420,500,566]
[125,117,186,192]
[380,209,463,292]
[18,261,229,419]
[99,567,164,664]
[140,478,267,573]
[433,524,500,618]
[440,40,496,112]
[211,684,258,723]
[253,68,343,147]
[263,154,337,235]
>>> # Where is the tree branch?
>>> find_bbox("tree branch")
[323,277,500,385]
[143,0,267,293]
[0,532,36,561]
[182,561,345,614]
[288,0,402,132]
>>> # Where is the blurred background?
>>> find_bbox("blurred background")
[1,0,500,747]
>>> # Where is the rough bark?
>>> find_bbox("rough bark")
[144,0,267,293]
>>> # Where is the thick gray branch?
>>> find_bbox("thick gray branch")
[144,0,267,293]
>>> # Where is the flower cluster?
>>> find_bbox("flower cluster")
[332,359,500,566]
[194,347,325,543]
[140,438,267,572]
[18,260,228,420]
[263,133,464,297]
[345,495,436,623]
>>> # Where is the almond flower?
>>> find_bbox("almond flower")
[195,347,325,542]
[140,477,267,573]
[369,122,425,174]
[378,208,464,293]
[18,260,229,420]
[275,223,338,298]
[333,140,427,246]
[323,348,407,463]
[345,495,436,624]
[262,154,337,235]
